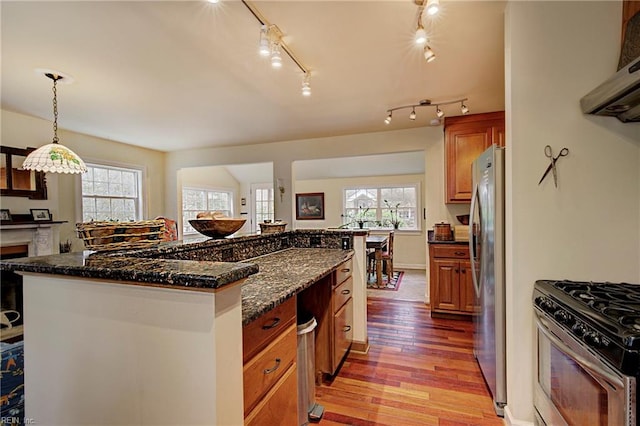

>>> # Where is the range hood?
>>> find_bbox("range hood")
[580,55,640,123]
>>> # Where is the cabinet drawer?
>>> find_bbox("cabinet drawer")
[431,245,469,259]
[243,296,296,363]
[332,298,353,371]
[243,323,297,415]
[245,363,298,426]
[334,258,353,287]
[333,276,353,313]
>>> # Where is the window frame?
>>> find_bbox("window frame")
[342,183,421,231]
[76,161,146,223]
[181,186,235,235]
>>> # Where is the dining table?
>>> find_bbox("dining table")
[366,234,388,288]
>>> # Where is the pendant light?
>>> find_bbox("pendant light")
[22,72,87,174]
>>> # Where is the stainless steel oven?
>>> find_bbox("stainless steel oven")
[533,280,640,426]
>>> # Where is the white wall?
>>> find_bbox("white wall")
[505,1,640,423]
[295,174,427,269]
[1,109,167,250]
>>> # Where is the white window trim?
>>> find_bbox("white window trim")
[250,182,274,233]
[75,159,147,224]
[181,186,236,235]
[342,182,422,231]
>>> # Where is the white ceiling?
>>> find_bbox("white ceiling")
[1,1,506,153]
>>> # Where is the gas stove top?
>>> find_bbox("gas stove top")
[534,279,640,375]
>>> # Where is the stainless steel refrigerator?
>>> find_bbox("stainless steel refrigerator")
[469,144,506,416]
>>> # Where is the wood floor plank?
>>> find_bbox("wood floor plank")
[315,297,505,426]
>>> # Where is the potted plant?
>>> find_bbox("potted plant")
[355,206,370,228]
[384,200,402,229]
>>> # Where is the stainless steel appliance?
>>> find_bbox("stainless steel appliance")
[533,280,639,426]
[469,144,506,416]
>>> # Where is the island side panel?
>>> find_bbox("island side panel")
[22,274,243,426]
[351,234,368,352]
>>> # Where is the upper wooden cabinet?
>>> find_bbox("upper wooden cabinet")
[444,111,505,204]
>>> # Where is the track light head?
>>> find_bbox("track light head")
[271,42,282,68]
[414,25,427,45]
[424,45,436,63]
[461,102,469,115]
[409,108,416,120]
[301,74,311,97]
[384,112,392,125]
[259,25,271,57]
[436,106,444,118]
[426,0,440,16]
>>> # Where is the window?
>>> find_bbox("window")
[252,184,274,231]
[81,164,143,222]
[344,185,419,230]
[182,187,234,234]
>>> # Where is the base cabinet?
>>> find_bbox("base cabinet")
[299,259,354,378]
[429,243,476,318]
[242,297,298,423]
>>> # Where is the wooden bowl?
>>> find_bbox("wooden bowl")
[456,214,470,225]
[188,218,246,238]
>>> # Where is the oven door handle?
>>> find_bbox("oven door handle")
[536,316,624,390]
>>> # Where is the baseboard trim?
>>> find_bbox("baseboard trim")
[504,406,534,426]
[351,339,369,354]
[394,263,426,270]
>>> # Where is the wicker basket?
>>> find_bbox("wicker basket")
[76,220,165,251]
[259,222,287,234]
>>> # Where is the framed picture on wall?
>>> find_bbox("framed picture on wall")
[0,209,12,222]
[30,208,51,221]
[295,192,325,220]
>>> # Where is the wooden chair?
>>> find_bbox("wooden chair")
[368,231,394,282]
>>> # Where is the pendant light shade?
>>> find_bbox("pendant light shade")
[22,72,87,174]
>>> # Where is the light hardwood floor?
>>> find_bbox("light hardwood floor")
[314,297,505,426]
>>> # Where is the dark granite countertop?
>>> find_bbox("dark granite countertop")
[241,248,352,325]
[0,251,258,290]
[428,239,469,245]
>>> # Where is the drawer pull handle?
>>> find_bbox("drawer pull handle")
[455,268,459,273]
[261,318,281,330]
[341,289,351,295]
[341,268,351,273]
[263,358,281,374]
[455,251,466,256]
[461,268,466,273]
[343,325,351,332]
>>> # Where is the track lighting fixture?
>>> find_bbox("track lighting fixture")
[426,0,440,16]
[301,74,311,97]
[384,98,469,124]
[259,25,271,57]
[414,22,427,45]
[241,0,311,96]
[423,45,436,63]
[270,42,282,68]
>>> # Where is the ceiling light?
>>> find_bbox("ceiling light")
[271,42,282,68]
[383,97,467,123]
[22,72,87,174]
[301,74,311,97]
[207,0,220,3]
[426,0,440,16]
[414,23,427,45]
[424,45,436,62]
[259,25,271,57]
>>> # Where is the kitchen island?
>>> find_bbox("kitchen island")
[0,229,367,426]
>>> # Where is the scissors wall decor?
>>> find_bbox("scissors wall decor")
[538,145,569,187]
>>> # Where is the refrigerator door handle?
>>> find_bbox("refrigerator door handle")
[469,183,481,299]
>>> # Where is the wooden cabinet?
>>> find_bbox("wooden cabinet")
[429,243,476,318]
[444,111,505,203]
[298,259,353,378]
[242,296,298,422]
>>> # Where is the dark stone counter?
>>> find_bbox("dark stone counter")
[0,229,359,325]
[427,239,469,245]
